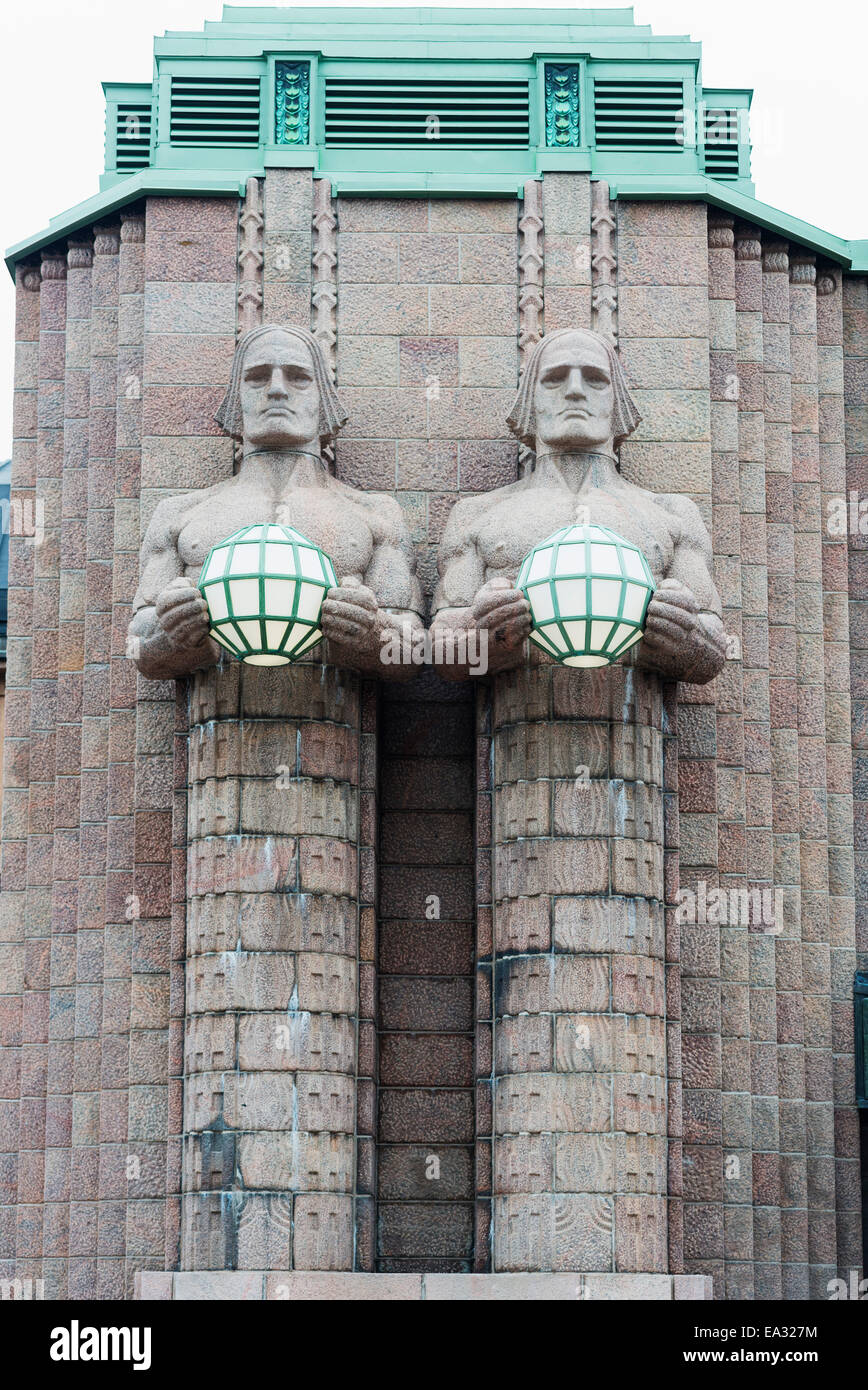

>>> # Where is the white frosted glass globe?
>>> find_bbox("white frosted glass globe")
[198,523,337,666]
[517,523,655,668]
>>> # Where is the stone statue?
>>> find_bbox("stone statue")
[431,327,726,684]
[129,324,423,679]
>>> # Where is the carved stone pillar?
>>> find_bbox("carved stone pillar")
[491,660,667,1273]
[180,659,362,1272]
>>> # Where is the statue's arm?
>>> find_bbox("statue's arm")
[127,498,219,680]
[430,500,531,681]
[636,494,726,685]
[322,496,424,680]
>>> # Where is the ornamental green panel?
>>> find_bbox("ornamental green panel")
[275,60,311,145]
[544,64,581,148]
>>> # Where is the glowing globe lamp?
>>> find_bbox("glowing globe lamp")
[517,523,655,668]
[198,523,336,666]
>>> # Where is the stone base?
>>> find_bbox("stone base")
[135,1272,712,1301]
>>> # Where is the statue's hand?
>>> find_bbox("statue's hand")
[322,577,379,646]
[641,578,725,680]
[155,577,212,651]
[472,578,532,651]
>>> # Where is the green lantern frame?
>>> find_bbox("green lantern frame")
[517,523,655,667]
[198,522,337,666]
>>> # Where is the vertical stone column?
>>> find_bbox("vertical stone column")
[43,238,91,1301]
[843,273,868,1275]
[107,209,146,1300]
[734,222,773,1303]
[140,194,240,1286]
[818,269,860,1285]
[7,264,49,1291]
[762,237,799,1299]
[182,663,360,1272]
[709,213,755,1300]
[614,199,718,1289]
[492,663,667,1273]
[790,251,836,1299]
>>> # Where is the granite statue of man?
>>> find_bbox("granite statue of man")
[429,326,726,1274]
[128,323,423,678]
[431,326,726,683]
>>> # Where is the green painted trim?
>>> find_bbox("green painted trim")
[4,170,250,277]
[606,175,862,268]
[7,167,868,276]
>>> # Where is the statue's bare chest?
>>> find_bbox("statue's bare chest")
[177,483,375,581]
[475,484,676,583]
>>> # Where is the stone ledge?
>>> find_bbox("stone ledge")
[135,1272,712,1301]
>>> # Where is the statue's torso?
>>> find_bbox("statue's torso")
[175,476,377,582]
[473,476,678,585]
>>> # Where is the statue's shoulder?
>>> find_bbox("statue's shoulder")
[332,479,405,534]
[443,478,527,536]
[143,481,226,541]
[654,489,702,521]
[654,490,709,544]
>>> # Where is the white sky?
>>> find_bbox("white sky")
[1,0,866,457]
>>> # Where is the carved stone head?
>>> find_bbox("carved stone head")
[506,327,641,457]
[215,323,347,453]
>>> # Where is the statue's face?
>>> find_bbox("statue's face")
[240,331,320,452]
[533,332,616,454]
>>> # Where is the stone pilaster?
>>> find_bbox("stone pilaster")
[708,214,756,1301]
[843,271,868,1276]
[735,222,771,1303]
[181,663,361,1271]
[491,663,667,1273]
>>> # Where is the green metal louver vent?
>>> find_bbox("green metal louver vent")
[593,78,685,150]
[169,75,261,146]
[115,102,152,170]
[703,107,740,179]
[324,77,530,146]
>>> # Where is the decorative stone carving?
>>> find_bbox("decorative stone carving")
[518,179,544,367]
[431,327,726,684]
[518,178,544,477]
[237,176,264,336]
[708,212,734,249]
[120,210,145,244]
[816,267,838,296]
[789,251,816,284]
[762,240,789,273]
[40,253,67,280]
[734,223,762,261]
[591,180,617,346]
[67,241,93,270]
[21,266,41,291]
[128,323,423,680]
[312,178,338,378]
[93,224,120,256]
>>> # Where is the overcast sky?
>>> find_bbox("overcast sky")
[1,0,865,456]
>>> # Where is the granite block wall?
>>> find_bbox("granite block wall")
[0,174,864,1297]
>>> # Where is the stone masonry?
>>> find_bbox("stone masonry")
[0,170,865,1299]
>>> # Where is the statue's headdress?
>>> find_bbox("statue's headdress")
[506,327,641,450]
[216,324,348,444]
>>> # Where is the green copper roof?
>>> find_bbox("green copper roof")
[5,6,866,275]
